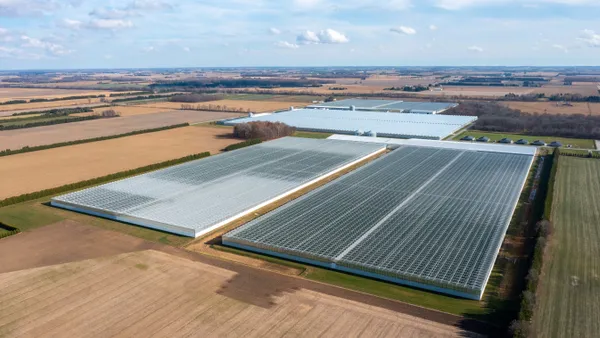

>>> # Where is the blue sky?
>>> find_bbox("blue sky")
[0,0,599,69]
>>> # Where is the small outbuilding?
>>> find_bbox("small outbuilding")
[476,136,490,143]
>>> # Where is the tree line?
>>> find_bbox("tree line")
[233,121,296,140]
[169,94,225,103]
[0,114,115,131]
[444,101,600,139]
[150,78,335,90]
[0,123,189,158]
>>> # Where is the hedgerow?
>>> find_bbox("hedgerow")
[0,123,189,158]
[223,139,262,151]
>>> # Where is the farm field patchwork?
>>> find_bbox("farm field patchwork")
[533,156,600,338]
[89,105,175,116]
[0,126,238,200]
[503,101,600,116]
[0,110,240,150]
[0,97,107,113]
[0,249,474,337]
[453,130,595,149]
[141,99,306,112]
[0,88,114,101]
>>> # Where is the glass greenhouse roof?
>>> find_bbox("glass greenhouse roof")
[224,144,534,299]
[51,137,385,237]
[224,109,476,140]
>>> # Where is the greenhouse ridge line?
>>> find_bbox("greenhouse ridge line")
[334,151,466,262]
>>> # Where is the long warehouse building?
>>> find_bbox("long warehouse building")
[223,109,476,140]
[308,99,458,114]
[224,140,536,299]
[51,137,386,238]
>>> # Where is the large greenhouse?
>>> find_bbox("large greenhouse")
[223,142,535,299]
[51,137,385,238]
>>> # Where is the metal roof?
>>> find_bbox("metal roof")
[51,137,385,237]
[224,144,534,299]
[326,135,538,156]
[223,109,476,140]
[308,99,458,113]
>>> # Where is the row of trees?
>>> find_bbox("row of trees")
[384,85,429,92]
[169,94,224,103]
[150,78,334,90]
[0,114,117,131]
[233,121,296,141]
[180,104,250,113]
[444,101,600,139]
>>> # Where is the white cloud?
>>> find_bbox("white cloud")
[429,24,438,31]
[552,44,568,52]
[0,46,43,59]
[297,30,321,44]
[269,27,281,35]
[0,27,7,35]
[293,0,321,9]
[578,29,600,47]
[0,0,61,17]
[390,26,417,35]
[86,19,134,30]
[182,46,190,52]
[61,19,83,29]
[89,8,133,19]
[104,54,113,59]
[21,35,73,56]
[435,0,600,10]
[296,29,349,45]
[467,45,484,52]
[142,46,155,52]
[275,41,299,49]
[318,28,349,43]
[126,0,173,10]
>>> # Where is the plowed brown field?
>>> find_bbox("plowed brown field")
[0,126,238,199]
[0,249,475,337]
[0,110,240,150]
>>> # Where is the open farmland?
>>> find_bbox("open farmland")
[418,86,535,97]
[0,249,475,338]
[504,101,600,116]
[0,97,106,113]
[533,83,600,96]
[0,88,114,101]
[533,157,600,338]
[90,105,174,116]
[0,110,241,150]
[141,99,306,112]
[0,126,238,199]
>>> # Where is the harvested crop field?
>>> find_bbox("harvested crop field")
[0,126,239,199]
[533,156,600,338]
[533,83,600,96]
[417,86,535,97]
[0,249,475,337]
[0,97,105,113]
[504,101,600,116]
[0,88,114,101]
[90,105,174,116]
[141,99,306,112]
[0,110,241,150]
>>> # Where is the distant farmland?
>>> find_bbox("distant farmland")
[533,156,600,338]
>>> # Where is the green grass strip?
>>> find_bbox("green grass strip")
[0,123,190,157]
[0,222,20,239]
[0,151,210,208]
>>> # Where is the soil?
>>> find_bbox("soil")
[0,110,241,150]
[0,126,239,199]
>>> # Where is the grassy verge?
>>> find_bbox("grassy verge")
[293,131,332,139]
[211,244,307,272]
[0,123,190,157]
[453,130,595,149]
[0,222,20,239]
